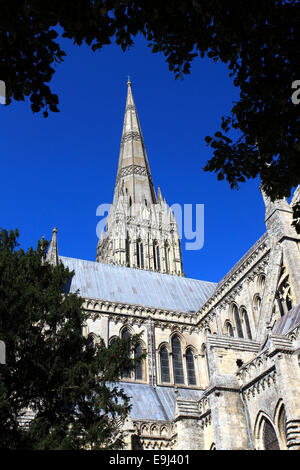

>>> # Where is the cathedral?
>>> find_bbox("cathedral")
[46,79,300,450]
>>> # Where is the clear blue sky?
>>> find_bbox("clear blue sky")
[0,34,267,283]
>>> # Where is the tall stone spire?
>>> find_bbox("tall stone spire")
[46,227,59,266]
[96,81,184,276]
[113,78,156,206]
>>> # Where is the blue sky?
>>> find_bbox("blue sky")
[0,34,267,283]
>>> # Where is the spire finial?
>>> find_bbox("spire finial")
[127,75,131,86]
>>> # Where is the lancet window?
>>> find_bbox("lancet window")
[186,348,196,385]
[120,328,146,381]
[160,347,170,383]
[171,335,184,385]
[165,242,170,272]
[153,240,160,271]
[233,304,244,338]
[241,308,252,340]
[136,239,144,268]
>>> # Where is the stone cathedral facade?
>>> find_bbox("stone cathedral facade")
[46,81,300,450]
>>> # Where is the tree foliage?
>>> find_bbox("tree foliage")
[0,228,143,449]
[1,1,300,202]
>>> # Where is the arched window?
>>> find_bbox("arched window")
[241,308,252,340]
[153,241,160,271]
[134,343,143,380]
[126,232,130,266]
[121,328,131,379]
[263,419,280,450]
[233,304,243,338]
[165,242,170,272]
[258,273,266,292]
[254,294,262,311]
[172,336,184,384]
[136,239,144,268]
[160,347,170,383]
[277,405,287,449]
[186,349,196,385]
[226,322,234,337]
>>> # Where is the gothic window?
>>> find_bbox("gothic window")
[226,321,234,337]
[134,343,143,380]
[262,419,280,450]
[153,241,160,271]
[254,294,262,311]
[186,349,196,385]
[241,308,252,340]
[121,329,146,381]
[160,347,170,383]
[172,336,184,385]
[126,232,130,266]
[258,274,266,292]
[165,242,170,272]
[121,328,131,379]
[277,405,287,449]
[233,304,244,338]
[136,239,144,268]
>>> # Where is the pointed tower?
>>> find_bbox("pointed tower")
[113,77,157,207]
[96,80,184,276]
[46,227,59,266]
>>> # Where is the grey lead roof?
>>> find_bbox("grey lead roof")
[272,303,300,335]
[60,256,217,313]
[119,383,202,421]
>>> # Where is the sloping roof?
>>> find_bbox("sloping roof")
[272,303,300,335]
[119,383,202,421]
[60,256,216,313]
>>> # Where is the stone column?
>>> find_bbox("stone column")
[147,317,157,386]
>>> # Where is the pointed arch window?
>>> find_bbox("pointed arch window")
[121,328,131,379]
[254,294,262,311]
[186,349,196,385]
[277,405,287,449]
[241,308,252,340]
[134,343,143,380]
[258,274,266,292]
[226,322,234,337]
[136,239,144,268]
[153,241,160,271]
[165,242,170,272]
[172,336,184,384]
[126,232,130,266]
[263,419,280,450]
[160,347,170,383]
[233,304,243,338]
